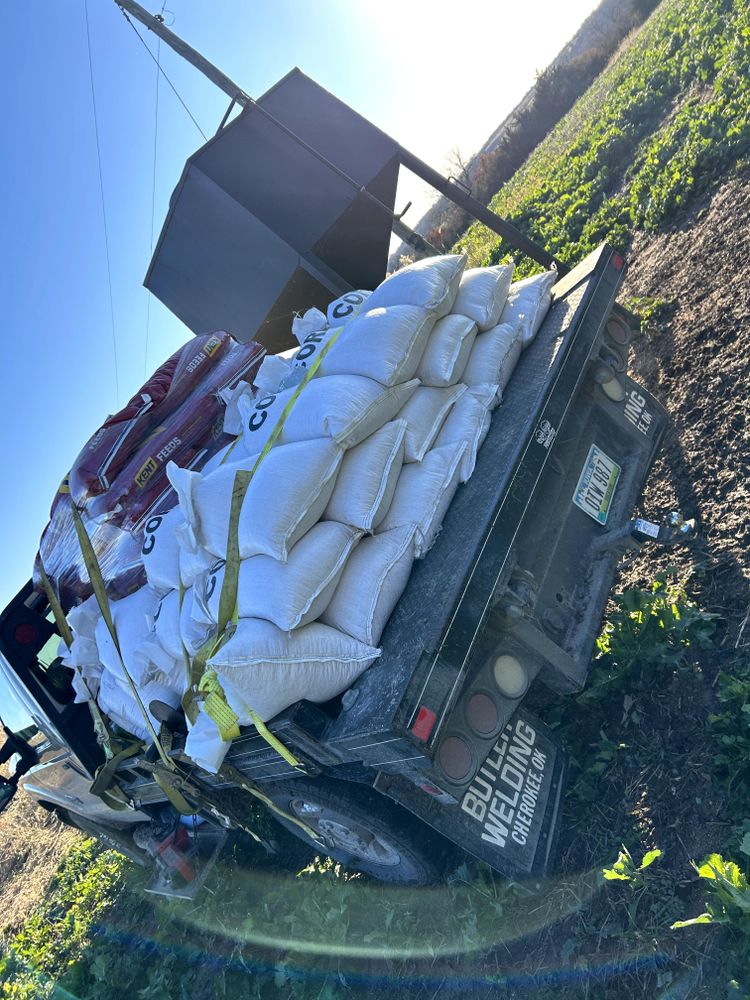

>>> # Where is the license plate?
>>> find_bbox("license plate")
[573,444,620,525]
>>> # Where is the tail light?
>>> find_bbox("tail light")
[606,316,632,345]
[14,623,38,646]
[493,654,529,698]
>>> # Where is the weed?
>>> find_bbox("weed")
[672,853,750,932]
[601,845,668,931]
[0,839,127,1000]
[622,295,672,337]
[579,571,718,706]
[602,844,662,887]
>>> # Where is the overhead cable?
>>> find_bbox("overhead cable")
[84,0,121,406]
[119,7,209,141]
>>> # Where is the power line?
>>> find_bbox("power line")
[119,8,208,142]
[84,0,121,406]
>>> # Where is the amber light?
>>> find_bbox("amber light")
[493,654,529,699]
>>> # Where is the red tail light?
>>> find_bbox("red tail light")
[14,623,37,646]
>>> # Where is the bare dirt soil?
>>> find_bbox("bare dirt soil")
[623,166,750,629]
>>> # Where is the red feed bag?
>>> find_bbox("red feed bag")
[68,333,235,503]
[35,334,265,610]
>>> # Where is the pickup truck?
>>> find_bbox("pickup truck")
[0,240,673,893]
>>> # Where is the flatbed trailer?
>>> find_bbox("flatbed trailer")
[0,240,672,888]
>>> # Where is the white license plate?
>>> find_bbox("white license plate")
[573,444,620,525]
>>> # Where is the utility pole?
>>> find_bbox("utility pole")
[115,0,250,108]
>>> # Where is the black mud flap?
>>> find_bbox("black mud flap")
[374,707,565,878]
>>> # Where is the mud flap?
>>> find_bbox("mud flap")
[374,707,565,877]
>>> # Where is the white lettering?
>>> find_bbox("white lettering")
[461,792,487,823]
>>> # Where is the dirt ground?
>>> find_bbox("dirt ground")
[623,165,750,631]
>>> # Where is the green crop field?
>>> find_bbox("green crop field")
[458,0,750,274]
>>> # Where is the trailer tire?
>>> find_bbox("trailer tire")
[267,777,447,885]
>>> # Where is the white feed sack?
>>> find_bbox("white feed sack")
[253,353,293,396]
[140,507,183,595]
[63,595,103,699]
[184,708,232,775]
[220,382,257,436]
[500,270,557,347]
[416,314,477,387]
[192,521,362,632]
[177,537,215,590]
[321,525,417,647]
[67,594,101,643]
[168,437,344,562]
[397,384,466,463]
[378,442,467,557]
[326,289,372,326]
[290,305,435,387]
[451,263,515,332]
[238,375,419,455]
[365,254,467,318]
[291,307,327,346]
[461,322,523,408]
[148,586,213,663]
[141,508,216,593]
[207,619,380,724]
[94,585,161,688]
[323,419,407,531]
[98,670,182,744]
[434,385,495,483]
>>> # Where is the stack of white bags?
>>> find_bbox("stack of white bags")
[61,255,556,773]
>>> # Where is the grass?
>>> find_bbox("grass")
[456,0,750,275]
[0,750,78,940]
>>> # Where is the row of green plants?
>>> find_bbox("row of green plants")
[457,0,750,274]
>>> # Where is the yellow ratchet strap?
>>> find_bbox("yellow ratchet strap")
[198,670,240,742]
[192,324,350,766]
[38,559,119,766]
[70,501,175,772]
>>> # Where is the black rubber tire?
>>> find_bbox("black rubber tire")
[266,777,447,885]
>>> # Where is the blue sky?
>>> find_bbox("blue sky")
[0,0,599,726]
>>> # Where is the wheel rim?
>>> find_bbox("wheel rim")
[290,798,402,867]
